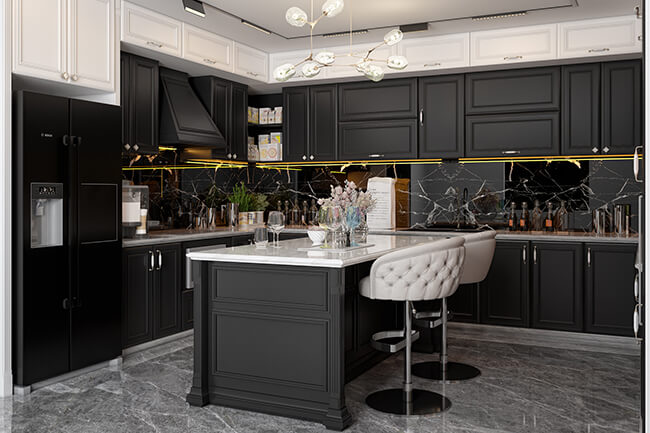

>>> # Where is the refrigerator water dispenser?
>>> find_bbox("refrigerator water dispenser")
[30,183,63,248]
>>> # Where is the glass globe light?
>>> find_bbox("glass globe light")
[355,60,371,74]
[322,0,344,17]
[314,51,335,65]
[383,28,403,46]
[387,55,408,70]
[302,62,321,78]
[364,64,384,82]
[285,7,308,27]
[273,63,296,82]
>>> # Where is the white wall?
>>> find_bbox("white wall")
[1,0,12,398]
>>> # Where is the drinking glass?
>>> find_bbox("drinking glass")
[318,205,342,248]
[345,206,362,245]
[254,227,268,248]
[267,211,285,248]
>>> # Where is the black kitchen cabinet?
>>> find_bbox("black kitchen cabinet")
[338,119,418,160]
[480,241,530,327]
[181,291,193,331]
[419,75,465,159]
[121,53,159,154]
[585,244,637,336]
[231,83,249,161]
[466,112,560,157]
[531,242,583,332]
[310,85,337,161]
[466,67,560,114]
[561,64,600,155]
[338,78,417,121]
[448,284,478,323]
[122,243,181,348]
[283,87,309,162]
[602,60,641,155]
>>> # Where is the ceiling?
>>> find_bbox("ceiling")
[131,0,640,53]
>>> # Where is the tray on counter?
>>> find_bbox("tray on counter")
[298,243,375,253]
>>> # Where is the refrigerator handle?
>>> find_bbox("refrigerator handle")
[70,136,82,308]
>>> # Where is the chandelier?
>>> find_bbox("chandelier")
[273,0,408,83]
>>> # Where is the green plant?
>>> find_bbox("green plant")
[251,193,269,212]
[205,184,225,208]
[228,182,253,212]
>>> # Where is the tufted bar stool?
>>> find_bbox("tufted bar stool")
[412,230,497,382]
[359,237,466,415]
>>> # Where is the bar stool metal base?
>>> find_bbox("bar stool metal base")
[366,389,451,415]
[412,361,481,382]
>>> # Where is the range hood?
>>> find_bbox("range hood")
[159,67,226,149]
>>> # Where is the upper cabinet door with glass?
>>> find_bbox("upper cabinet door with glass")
[233,42,268,81]
[559,16,642,59]
[121,1,182,57]
[397,33,469,72]
[182,24,234,73]
[470,24,558,66]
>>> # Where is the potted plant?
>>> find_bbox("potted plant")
[205,184,225,228]
[228,182,252,226]
[251,192,269,225]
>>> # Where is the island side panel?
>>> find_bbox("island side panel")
[206,262,351,430]
[187,259,210,406]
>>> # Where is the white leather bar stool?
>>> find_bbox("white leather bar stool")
[412,230,496,382]
[359,237,465,415]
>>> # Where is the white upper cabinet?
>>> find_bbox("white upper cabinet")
[13,0,68,80]
[323,42,396,79]
[182,24,233,72]
[559,16,642,59]
[397,33,469,72]
[233,42,268,81]
[69,0,115,91]
[470,24,558,66]
[13,0,116,92]
[121,1,182,57]
[269,50,312,82]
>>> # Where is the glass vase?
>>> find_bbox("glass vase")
[353,214,369,245]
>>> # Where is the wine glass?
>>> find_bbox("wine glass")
[319,205,342,248]
[267,211,285,248]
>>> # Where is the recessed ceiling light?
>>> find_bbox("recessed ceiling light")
[322,29,368,38]
[472,11,527,21]
[182,0,205,17]
[241,20,272,35]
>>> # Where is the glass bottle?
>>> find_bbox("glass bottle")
[301,200,309,225]
[291,200,301,226]
[519,202,530,231]
[507,202,517,232]
[531,200,544,231]
[544,202,555,232]
[309,199,319,226]
[283,200,290,223]
[555,200,569,232]
[277,200,282,212]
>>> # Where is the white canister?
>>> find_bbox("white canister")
[238,212,249,225]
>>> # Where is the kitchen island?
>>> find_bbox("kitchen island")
[185,234,450,430]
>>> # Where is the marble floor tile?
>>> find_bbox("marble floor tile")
[1,335,640,433]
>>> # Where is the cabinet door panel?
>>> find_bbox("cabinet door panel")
[310,85,337,161]
[480,241,529,327]
[121,2,181,56]
[398,33,469,72]
[183,24,233,72]
[338,119,417,160]
[123,248,153,348]
[561,64,600,155]
[233,42,267,80]
[585,244,636,336]
[466,67,560,114]
[419,75,464,158]
[338,79,417,121]
[559,17,642,59]
[283,87,309,162]
[69,0,115,91]
[602,60,641,154]
[129,55,159,154]
[153,244,181,339]
[531,242,583,332]
[470,24,557,66]
[448,284,478,323]
[181,290,193,331]
[466,112,559,157]
[13,0,67,79]
[231,83,248,160]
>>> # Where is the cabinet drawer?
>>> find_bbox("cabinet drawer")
[121,2,182,57]
[338,119,417,160]
[470,24,557,66]
[338,79,417,121]
[466,112,559,157]
[466,67,560,114]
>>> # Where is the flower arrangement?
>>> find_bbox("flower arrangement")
[317,180,376,212]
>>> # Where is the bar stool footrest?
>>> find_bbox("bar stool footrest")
[370,330,420,353]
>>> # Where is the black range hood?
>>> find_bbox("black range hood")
[159,67,226,150]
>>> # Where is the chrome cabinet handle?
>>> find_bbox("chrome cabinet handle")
[148,251,154,272]
[602,146,610,154]
[302,155,307,160]
[124,143,131,151]
[61,71,69,80]
[502,150,521,155]
[533,246,538,265]
[233,153,237,159]
[424,62,441,67]
[146,41,163,48]
[157,250,162,271]
[227,153,232,159]
[419,109,424,126]
[522,245,527,264]
[588,48,610,53]
[309,155,314,160]
[71,74,78,81]
[592,147,599,154]
[203,58,217,64]
[504,55,523,61]
[368,154,385,158]
[246,71,261,77]
[634,273,640,303]
[587,248,591,267]
[634,146,643,182]
[634,303,642,341]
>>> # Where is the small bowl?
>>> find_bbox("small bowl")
[308,229,326,246]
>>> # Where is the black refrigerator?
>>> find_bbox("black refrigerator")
[13,91,122,387]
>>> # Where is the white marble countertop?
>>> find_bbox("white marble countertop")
[186,234,450,268]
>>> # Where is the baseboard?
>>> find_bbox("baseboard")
[122,330,193,357]
[448,322,640,356]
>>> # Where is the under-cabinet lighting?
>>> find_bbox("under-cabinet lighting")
[472,11,527,21]
[158,146,178,151]
[241,20,272,35]
[182,0,206,17]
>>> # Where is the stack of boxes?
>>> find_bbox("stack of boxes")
[247,106,283,162]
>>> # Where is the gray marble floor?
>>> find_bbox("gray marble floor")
[0,335,640,433]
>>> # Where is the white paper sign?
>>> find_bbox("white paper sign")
[366,177,396,230]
